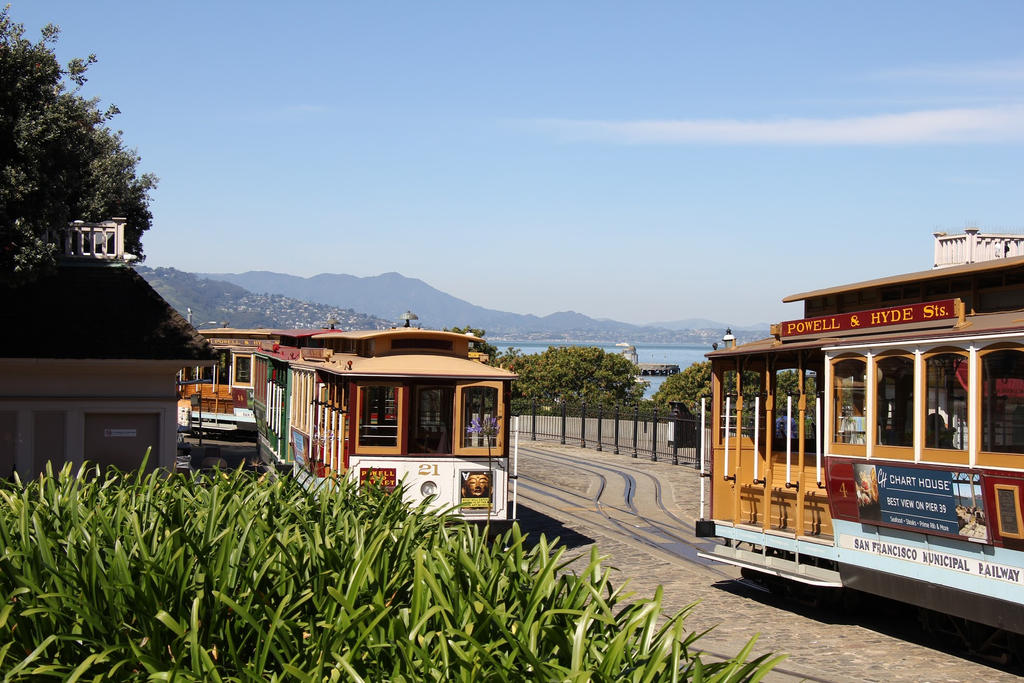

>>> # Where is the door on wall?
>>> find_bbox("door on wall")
[33,412,66,477]
[0,412,14,478]
[84,413,160,472]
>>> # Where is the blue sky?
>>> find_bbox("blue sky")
[11,2,1024,327]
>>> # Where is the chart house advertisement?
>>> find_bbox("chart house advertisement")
[844,463,986,541]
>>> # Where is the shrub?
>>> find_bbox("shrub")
[0,464,781,680]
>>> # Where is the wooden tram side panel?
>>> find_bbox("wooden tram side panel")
[711,353,836,540]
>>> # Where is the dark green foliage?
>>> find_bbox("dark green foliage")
[0,8,157,285]
[653,361,712,412]
[444,326,498,361]
[504,346,646,406]
[0,464,781,680]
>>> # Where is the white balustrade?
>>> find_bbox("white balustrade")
[934,227,1024,268]
[45,219,127,260]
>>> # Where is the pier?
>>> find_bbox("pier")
[637,363,679,376]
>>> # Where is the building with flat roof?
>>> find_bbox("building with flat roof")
[0,220,215,477]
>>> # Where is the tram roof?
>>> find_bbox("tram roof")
[311,328,483,342]
[782,255,1024,303]
[272,329,326,338]
[294,352,516,380]
[200,328,281,337]
[709,308,1024,359]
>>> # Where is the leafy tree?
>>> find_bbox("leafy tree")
[493,344,523,369]
[510,346,645,405]
[444,325,498,361]
[774,369,817,415]
[652,360,711,413]
[655,362,818,417]
[0,8,157,285]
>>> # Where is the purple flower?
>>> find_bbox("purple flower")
[467,416,499,436]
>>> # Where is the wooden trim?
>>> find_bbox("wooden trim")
[919,447,970,466]
[830,356,867,454]
[871,444,916,461]
[874,353,915,450]
[354,383,403,455]
[920,349,969,460]
[994,484,1024,539]
[977,451,1024,469]
[977,344,1024,463]
[453,381,506,456]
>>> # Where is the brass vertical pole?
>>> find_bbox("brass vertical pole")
[796,353,807,536]
[732,360,743,524]
[763,356,774,530]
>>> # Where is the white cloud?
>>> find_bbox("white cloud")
[534,106,1024,145]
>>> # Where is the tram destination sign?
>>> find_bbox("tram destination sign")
[775,298,960,339]
[359,467,398,491]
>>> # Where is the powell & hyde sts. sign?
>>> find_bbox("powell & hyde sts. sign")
[773,299,962,339]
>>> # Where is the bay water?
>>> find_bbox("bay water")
[491,341,710,399]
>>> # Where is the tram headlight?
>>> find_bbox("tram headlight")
[420,481,438,498]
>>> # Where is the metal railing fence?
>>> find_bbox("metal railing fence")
[511,399,708,467]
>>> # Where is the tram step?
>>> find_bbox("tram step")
[699,545,842,587]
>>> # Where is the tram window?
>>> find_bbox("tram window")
[833,359,866,445]
[411,386,453,453]
[877,357,914,447]
[359,386,399,447]
[234,356,251,384]
[982,350,1024,453]
[462,386,498,448]
[216,351,230,385]
[925,354,967,450]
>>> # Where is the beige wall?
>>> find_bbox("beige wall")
[0,359,185,476]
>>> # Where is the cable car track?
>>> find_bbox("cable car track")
[514,445,840,682]
[524,445,695,529]
[513,443,1024,680]
[515,445,738,582]
[519,445,710,552]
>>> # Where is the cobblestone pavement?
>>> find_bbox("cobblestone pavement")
[514,439,1022,682]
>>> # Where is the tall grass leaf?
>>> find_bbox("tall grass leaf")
[569,603,597,672]
[154,610,187,639]
[2,633,58,678]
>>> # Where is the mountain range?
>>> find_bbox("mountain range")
[135,266,767,343]
[136,267,392,331]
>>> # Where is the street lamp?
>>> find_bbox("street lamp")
[722,328,736,349]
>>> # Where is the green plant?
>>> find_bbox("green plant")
[0,463,782,680]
